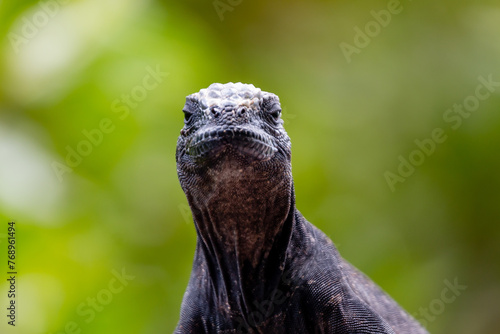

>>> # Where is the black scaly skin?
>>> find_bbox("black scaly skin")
[175,83,428,334]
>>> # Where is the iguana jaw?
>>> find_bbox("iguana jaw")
[186,125,277,161]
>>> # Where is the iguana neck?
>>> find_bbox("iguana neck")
[185,163,294,314]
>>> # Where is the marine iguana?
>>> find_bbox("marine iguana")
[175,83,428,333]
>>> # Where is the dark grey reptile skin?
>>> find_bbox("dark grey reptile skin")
[175,83,428,334]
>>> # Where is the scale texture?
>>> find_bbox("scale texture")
[175,83,428,334]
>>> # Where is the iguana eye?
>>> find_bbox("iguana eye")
[183,110,194,123]
[269,108,281,122]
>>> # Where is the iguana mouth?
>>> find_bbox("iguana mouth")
[187,126,277,160]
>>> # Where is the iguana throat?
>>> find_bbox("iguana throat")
[185,160,294,307]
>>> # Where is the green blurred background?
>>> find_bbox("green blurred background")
[1,0,499,333]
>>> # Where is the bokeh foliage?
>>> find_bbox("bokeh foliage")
[0,0,499,333]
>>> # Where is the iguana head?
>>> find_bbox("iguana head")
[176,82,292,182]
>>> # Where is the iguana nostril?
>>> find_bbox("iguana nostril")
[210,108,220,118]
